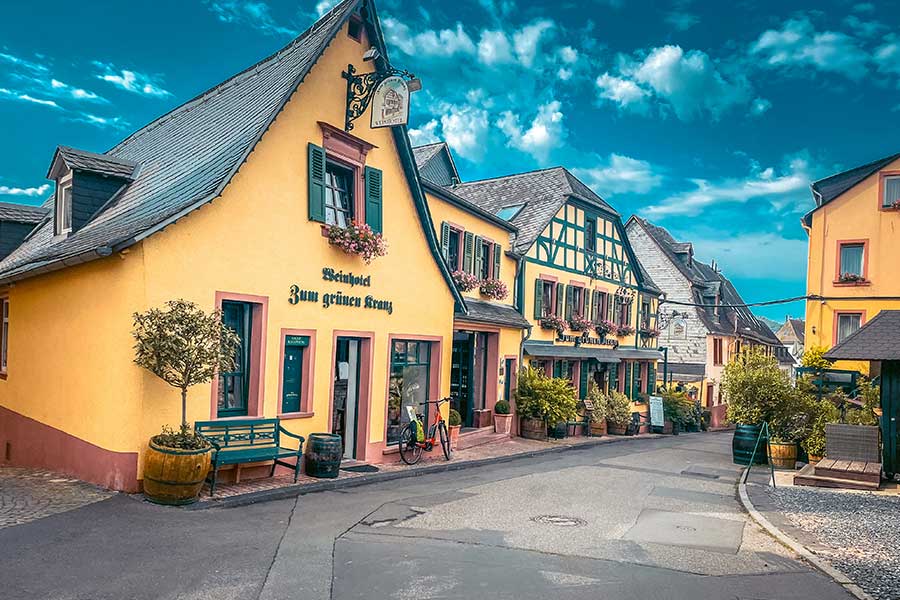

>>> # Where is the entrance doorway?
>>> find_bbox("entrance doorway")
[332,338,361,459]
[218,300,252,417]
[450,332,491,428]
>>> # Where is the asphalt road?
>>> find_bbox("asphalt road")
[0,433,853,600]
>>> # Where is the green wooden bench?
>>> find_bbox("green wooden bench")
[195,418,305,496]
[566,397,594,437]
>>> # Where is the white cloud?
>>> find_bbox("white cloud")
[438,102,490,161]
[691,233,808,281]
[874,34,900,76]
[408,119,440,146]
[383,18,476,58]
[573,153,662,195]
[0,183,50,197]
[645,155,811,217]
[512,19,554,68]
[0,88,60,109]
[750,17,869,78]
[48,78,106,102]
[596,73,649,108]
[496,100,565,163]
[70,113,130,130]
[603,45,751,120]
[204,0,297,36]
[93,62,171,97]
[477,30,514,65]
[750,97,772,116]
[315,1,334,17]
[558,46,578,64]
[0,52,48,74]
[841,15,886,38]
[665,12,699,32]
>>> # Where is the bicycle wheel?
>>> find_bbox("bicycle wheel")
[439,421,452,461]
[398,422,423,465]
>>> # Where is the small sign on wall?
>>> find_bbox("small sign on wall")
[649,396,664,427]
[371,76,409,128]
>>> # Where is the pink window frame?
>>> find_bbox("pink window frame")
[444,221,466,272]
[539,274,559,316]
[277,328,317,419]
[318,121,376,228]
[383,334,443,452]
[834,238,870,285]
[833,310,866,346]
[331,330,376,461]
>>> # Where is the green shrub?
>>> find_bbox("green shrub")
[769,386,815,443]
[514,366,578,424]
[661,388,696,427]
[800,345,833,370]
[723,347,791,425]
[494,400,510,415]
[845,377,880,426]
[448,408,462,427]
[586,381,608,423]
[605,391,632,426]
[802,398,840,456]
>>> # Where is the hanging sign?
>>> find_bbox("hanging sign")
[370,76,410,129]
[649,396,664,427]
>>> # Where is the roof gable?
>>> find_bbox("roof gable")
[412,142,460,187]
[803,152,900,226]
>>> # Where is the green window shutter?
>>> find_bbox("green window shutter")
[440,222,451,261]
[307,143,326,223]
[473,236,484,277]
[364,166,383,233]
[493,243,501,279]
[579,360,589,399]
[533,279,544,319]
[565,285,574,320]
[624,362,633,400]
[647,362,656,395]
[463,232,475,273]
[555,283,564,316]
[609,361,618,391]
[584,289,591,320]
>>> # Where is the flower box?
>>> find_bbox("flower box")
[540,314,568,334]
[569,314,593,332]
[479,278,509,300]
[596,319,617,337]
[617,325,635,336]
[452,270,480,292]
[837,272,867,284]
[324,222,387,264]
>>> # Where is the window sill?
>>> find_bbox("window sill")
[833,280,871,287]
[278,411,315,420]
[382,445,400,455]
[0,372,6,380]
[320,224,329,237]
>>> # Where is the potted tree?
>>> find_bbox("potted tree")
[515,366,577,440]
[133,300,240,505]
[768,387,814,470]
[605,391,632,435]
[586,382,607,436]
[723,347,790,465]
[448,408,462,449]
[493,400,513,435]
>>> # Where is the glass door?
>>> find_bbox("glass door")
[333,338,360,459]
[218,301,251,417]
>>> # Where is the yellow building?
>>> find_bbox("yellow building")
[803,152,900,374]
[0,0,463,491]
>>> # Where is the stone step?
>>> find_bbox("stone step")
[794,464,880,491]
[457,427,507,451]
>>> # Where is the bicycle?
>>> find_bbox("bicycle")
[397,398,452,465]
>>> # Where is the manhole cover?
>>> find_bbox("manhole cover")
[531,515,587,527]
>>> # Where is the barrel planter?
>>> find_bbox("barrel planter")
[590,419,607,436]
[607,420,629,435]
[305,433,343,478]
[143,440,211,505]
[520,417,547,441]
[732,424,768,465]
[768,441,798,470]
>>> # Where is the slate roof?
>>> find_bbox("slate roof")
[449,167,618,255]
[455,298,529,329]
[50,146,140,180]
[421,180,516,232]
[0,202,48,224]
[803,152,900,226]
[825,310,900,361]
[412,142,445,169]
[776,318,805,344]
[0,0,362,284]
[629,216,780,346]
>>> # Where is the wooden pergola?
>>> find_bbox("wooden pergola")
[825,310,900,478]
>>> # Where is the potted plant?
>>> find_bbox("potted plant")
[132,300,240,505]
[324,221,388,264]
[642,328,660,339]
[448,408,462,449]
[801,394,840,463]
[493,400,513,435]
[837,272,866,284]
[479,278,509,300]
[514,366,577,440]
[617,324,635,336]
[596,320,617,337]
[767,386,814,470]
[586,382,607,436]
[539,314,568,335]
[605,391,632,435]
[452,270,480,292]
[569,314,593,332]
[890,198,900,210]
[723,348,791,466]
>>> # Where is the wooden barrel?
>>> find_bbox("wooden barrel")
[732,424,768,465]
[305,433,343,478]
[143,441,211,505]
[520,417,547,441]
[768,441,798,470]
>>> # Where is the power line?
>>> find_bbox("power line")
[660,294,900,310]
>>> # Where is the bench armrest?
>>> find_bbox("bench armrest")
[197,433,221,452]
[279,426,305,447]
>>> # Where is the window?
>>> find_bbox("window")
[837,313,862,343]
[838,242,865,279]
[55,183,72,235]
[496,204,525,221]
[541,280,555,316]
[281,335,309,414]
[734,340,742,358]
[479,238,492,279]
[571,286,584,318]
[713,338,723,366]
[347,15,363,41]
[447,228,461,271]
[324,162,354,227]
[1,298,8,374]
[387,340,432,445]
[615,296,631,327]
[883,175,900,207]
[219,301,253,417]
[585,218,596,253]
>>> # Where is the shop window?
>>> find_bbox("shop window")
[280,335,309,414]
[836,313,862,344]
[838,242,866,281]
[882,174,900,207]
[713,338,723,366]
[1,297,8,374]
[219,301,254,417]
[387,340,432,445]
[324,162,354,227]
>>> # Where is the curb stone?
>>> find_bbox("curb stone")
[180,433,667,510]
[738,469,875,600]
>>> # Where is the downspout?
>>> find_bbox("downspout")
[515,252,531,438]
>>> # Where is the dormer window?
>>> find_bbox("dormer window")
[55,181,72,236]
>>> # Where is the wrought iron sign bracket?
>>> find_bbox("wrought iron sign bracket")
[342,63,417,132]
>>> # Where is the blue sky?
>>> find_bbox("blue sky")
[2,0,899,323]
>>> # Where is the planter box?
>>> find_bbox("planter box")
[590,420,607,436]
[520,417,547,441]
[448,425,461,450]
[494,413,513,436]
[607,420,628,435]
[473,409,493,429]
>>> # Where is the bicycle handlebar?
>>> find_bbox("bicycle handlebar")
[418,397,451,406]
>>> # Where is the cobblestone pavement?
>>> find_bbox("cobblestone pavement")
[0,467,112,529]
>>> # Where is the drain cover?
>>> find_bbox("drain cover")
[531,515,587,527]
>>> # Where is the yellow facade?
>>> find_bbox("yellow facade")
[0,17,456,489]
[805,156,900,373]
